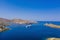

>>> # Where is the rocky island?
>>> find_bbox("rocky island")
[44,23,60,28]
[47,38,60,40]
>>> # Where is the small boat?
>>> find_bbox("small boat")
[26,24,32,28]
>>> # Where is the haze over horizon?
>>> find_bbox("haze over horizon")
[0,0,60,21]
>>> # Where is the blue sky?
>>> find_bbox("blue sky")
[0,0,60,21]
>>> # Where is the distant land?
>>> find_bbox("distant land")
[0,18,37,32]
[0,17,60,32]
[44,23,60,28]
[0,18,11,23]
[12,19,37,24]
[0,18,37,24]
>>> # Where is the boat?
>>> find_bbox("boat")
[26,24,32,28]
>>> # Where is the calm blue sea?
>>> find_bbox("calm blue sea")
[0,21,60,40]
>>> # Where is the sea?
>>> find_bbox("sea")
[0,21,60,40]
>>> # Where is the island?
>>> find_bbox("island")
[44,23,60,28]
[47,38,60,40]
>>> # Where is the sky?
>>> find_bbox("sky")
[0,0,60,21]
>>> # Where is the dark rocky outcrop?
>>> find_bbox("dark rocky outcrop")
[0,18,11,32]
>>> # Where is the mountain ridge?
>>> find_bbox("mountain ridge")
[0,18,37,24]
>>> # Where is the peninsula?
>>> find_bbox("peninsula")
[44,23,60,28]
[0,18,37,32]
